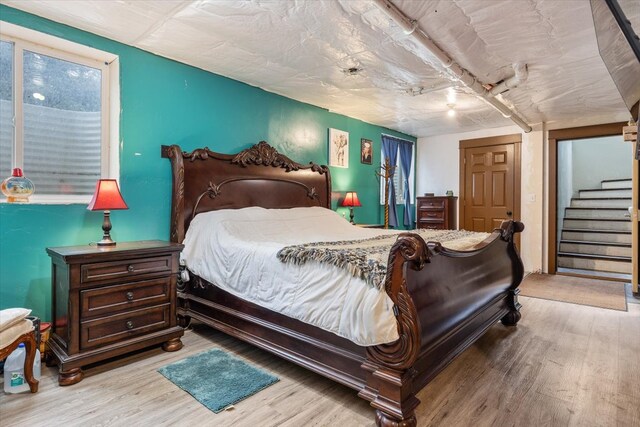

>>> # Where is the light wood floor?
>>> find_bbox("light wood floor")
[2,296,639,427]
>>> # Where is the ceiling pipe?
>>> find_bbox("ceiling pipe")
[371,0,532,133]
[489,63,528,96]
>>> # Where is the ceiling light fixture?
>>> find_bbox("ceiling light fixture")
[447,104,456,117]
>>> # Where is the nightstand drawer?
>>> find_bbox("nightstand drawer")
[419,200,445,209]
[80,305,170,350]
[419,222,445,230]
[419,210,444,220]
[81,277,171,319]
[81,255,172,285]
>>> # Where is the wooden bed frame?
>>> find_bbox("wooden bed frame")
[162,141,524,426]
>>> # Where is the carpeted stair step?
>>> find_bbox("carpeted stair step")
[570,197,631,208]
[564,207,630,219]
[557,252,631,274]
[558,240,632,257]
[555,267,632,281]
[601,178,632,189]
[578,188,631,199]
[561,229,631,244]
[562,218,631,232]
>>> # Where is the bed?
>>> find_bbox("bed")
[162,141,524,427]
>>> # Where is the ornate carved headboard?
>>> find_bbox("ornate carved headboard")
[161,141,332,243]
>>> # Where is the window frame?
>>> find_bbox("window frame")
[0,21,119,204]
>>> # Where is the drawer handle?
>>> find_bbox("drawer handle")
[125,291,134,301]
[125,320,134,330]
[127,265,135,273]
[427,213,437,217]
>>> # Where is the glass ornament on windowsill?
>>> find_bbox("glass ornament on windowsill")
[1,168,35,203]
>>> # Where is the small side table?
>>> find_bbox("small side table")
[46,240,184,386]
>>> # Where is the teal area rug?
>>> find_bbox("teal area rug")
[158,348,279,413]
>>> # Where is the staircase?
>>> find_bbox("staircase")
[558,178,632,279]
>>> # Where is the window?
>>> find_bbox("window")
[0,22,118,203]
[379,144,415,205]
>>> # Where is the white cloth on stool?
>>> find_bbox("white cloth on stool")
[0,308,31,332]
[0,318,34,349]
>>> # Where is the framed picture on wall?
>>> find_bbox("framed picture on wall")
[329,128,349,168]
[360,138,372,165]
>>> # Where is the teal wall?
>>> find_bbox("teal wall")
[0,5,416,319]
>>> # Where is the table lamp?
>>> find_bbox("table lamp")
[87,179,128,246]
[342,191,362,224]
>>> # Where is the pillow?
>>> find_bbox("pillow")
[0,308,32,332]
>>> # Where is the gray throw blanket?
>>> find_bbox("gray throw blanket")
[277,229,488,289]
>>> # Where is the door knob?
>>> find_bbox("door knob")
[506,210,513,217]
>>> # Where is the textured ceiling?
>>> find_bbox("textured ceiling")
[2,0,637,137]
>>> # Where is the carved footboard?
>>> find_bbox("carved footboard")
[361,220,525,426]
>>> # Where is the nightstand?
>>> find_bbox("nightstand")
[416,196,457,230]
[46,240,184,386]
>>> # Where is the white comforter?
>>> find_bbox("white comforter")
[181,206,401,346]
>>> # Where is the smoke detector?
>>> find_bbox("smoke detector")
[342,66,363,76]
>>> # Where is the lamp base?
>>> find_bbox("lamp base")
[96,237,116,246]
[349,207,355,224]
[97,210,117,246]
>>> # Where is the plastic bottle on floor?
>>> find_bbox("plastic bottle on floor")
[3,343,41,393]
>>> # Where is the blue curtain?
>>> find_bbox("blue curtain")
[398,140,414,227]
[381,135,399,228]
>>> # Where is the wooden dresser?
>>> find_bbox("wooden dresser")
[46,240,184,385]
[416,196,458,230]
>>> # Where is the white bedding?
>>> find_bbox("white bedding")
[181,206,490,346]
[182,206,401,346]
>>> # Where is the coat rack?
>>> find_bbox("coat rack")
[375,157,396,229]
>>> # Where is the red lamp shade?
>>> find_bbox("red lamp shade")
[87,179,128,211]
[87,180,128,246]
[342,191,362,208]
